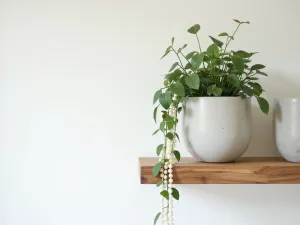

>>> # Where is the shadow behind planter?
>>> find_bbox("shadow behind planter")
[182,97,252,162]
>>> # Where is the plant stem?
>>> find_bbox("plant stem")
[196,34,202,52]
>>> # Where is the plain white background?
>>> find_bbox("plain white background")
[1,0,300,225]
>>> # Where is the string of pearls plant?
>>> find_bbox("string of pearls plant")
[152,19,269,225]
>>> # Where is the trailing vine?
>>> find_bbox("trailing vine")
[152,19,269,225]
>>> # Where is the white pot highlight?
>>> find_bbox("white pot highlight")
[273,98,300,163]
[181,97,252,162]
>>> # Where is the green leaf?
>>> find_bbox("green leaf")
[169,62,179,72]
[164,80,169,87]
[257,97,269,114]
[207,44,219,58]
[173,150,181,162]
[152,129,160,135]
[240,93,247,99]
[187,24,200,34]
[152,162,162,177]
[185,62,192,70]
[256,70,268,76]
[175,133,180,142]
[231,55,245,71]
[228,74,240,87]
[185,73,200,89]
[242,86,253,96]
[154,212,161,225]
[182,44,188,49]
[163,114,175,129]
[191,53,205,70]
[177,48,182,54]
[153,105,159,123]
[156,144,164,156]
[251,64,266,70]
[233,50,252,58]
[246,77,259,80]
[166,132,174,140]
[177,107,182,113]
[209,36,223,48]
[207,84,215,96]
[186,51,197,60]
[153,89,162,104]
[218,32,228,36]
[159,122,165,131]
[171,188,180,200]
[159,92,172,109]
[156,181,164,187]
[160,190,169,200]
[213,87,222,96]
[165,69,182,82]
[171,37,175,45]
[233,19,250,24]
[161,46,172,59]
[170,83,185,97]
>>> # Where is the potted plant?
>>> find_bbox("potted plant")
[152,19,269,224]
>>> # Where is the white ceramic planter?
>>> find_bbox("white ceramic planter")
[273,98,300,163]
[181,97,252,162]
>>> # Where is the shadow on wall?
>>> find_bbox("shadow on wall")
[245,72,300,157]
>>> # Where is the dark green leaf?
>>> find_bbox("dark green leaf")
[153,89,162,104]
[187,24,200,34]
[240,93,247,99]
[169,62,179,72]
[251,64,266,70]
[246,77,259,80]
[153,105,159,123]
[170,83,185,97]
[257,97,269,114]
[185,73,200,89]
[185,62,192,70]
[207,44,219,58]
[233,50,252,58]
[186,51,197,60]
[152,162,162,177]
[177,48,182,54]
[199,77,214,84]
[242,86,253,96]
[159,92,172,109]
[209,36,223,47]
[228,74,240,87]
[218,32,228,36]
[231,55,245,71]
[166,132,174,140]
[154,212,161,225]
[160,190,169,200]
[175,133,180,142]
[156,181,164,187]
[171,188,180,200]
[161,46,172,59]
[177,107,182,113]
[191,53,205,70]
[173,150,181,162]
[256,70,268,76]
[156,144,164,156]
[152,129,160,136]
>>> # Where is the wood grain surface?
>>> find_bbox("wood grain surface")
[139,157,300,184]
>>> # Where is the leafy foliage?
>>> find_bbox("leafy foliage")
[152,19,269,224]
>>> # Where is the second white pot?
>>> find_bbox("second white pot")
[181,97,252,162]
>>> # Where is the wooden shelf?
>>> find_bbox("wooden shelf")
[139,157,300,184]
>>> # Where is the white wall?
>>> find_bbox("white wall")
[1,0,300,225]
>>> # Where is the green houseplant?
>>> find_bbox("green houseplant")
[152,19,269,224]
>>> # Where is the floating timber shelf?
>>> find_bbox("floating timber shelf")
[139,157,300,184]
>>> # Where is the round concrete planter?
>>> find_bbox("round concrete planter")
[181,97,252,162]
[274,98,300,163]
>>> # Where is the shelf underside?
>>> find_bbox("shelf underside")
[139,157,300,184]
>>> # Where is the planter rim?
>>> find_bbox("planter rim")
[275,97,300,101]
